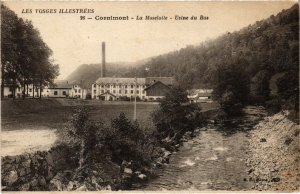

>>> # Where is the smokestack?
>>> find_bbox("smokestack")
[101,42,106,77]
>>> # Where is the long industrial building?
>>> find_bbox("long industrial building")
[92,42,175,101]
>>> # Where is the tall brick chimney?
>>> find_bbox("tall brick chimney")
[101,42,106,77]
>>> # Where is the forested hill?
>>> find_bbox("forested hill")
[68,3,298,95]
[66,62,137,89]
[130,4,298,90]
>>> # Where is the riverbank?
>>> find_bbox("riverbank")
[246,111,300,191]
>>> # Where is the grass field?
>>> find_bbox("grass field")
[1,100,159,131]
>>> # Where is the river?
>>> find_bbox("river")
[137,128,253,191]
[137,106,266,191]
[1,129,57,156]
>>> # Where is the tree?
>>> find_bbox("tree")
[250,70,271,104]
[1,4,59,99]
[152,86,204,142]
[277,70,299,112]
[64,107,99,168]
[212,63,250,115]
[1,4,20,99]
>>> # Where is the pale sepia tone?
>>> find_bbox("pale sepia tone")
[1,1,299,193]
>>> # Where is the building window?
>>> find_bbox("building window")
[75,89,77,93]
[125,85,127,88]
[29,89,32,92]
[131,85,134,88]
[131,90,133,94]
[93,84,96,88]
[101,90,104,93]
[113,90,116,94]
[54,91,58,95]
[74,85,78,88]
[113,85,116,88]
[125,90,127,94]
[137,90,139,93]
[41,89,43,92]
[62,91,66,95]
[119,90,121,93]
[143,90,145,94]
[94,90,96,93]
[78,89,81,93]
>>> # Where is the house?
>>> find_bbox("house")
[49,80,87,99]
[2,84,49,98]
[2,80,87,99]
[187,89,213,103]
[92,77,175,101]
[144,81,171,101]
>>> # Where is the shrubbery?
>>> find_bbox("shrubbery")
[212,63,250,116]
[152,86,205,145]
[57,106,160,189]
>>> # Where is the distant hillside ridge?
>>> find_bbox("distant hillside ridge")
[66,62,137,89]
[132,3,299,90]
[67,3,298,93]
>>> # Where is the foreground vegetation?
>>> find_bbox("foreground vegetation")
[53,87,206,190]
[2,87,208,191]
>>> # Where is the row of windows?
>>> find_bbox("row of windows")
[54,91,67,95]
[94,84,146,89]
[13,88,46,93]
[103,90,145,94]
[93,89,145,95]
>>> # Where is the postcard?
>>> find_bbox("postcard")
[1,1,299,193]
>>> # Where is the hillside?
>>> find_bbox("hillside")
[67,4,298,107]
[66,57,152,89]
[132,4,298,90]
[66,62,135,89]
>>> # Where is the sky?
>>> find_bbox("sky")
[4,1,296,79]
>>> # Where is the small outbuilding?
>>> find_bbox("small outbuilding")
[144,81,171,101]
[187,89,213,103]
[99,91,117,101]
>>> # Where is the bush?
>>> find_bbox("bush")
[265,97,282,114]
[152,86,204,144]
[220,88,243,116]
[212,63,250,116]
[58,107,159,170]
[277,70,299,113]
[118,96,130,101]
[108,113,159,166]
[60,106,102,168]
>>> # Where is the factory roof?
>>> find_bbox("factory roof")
[95,77,175,86]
